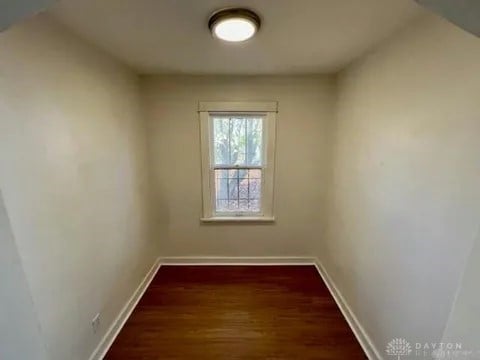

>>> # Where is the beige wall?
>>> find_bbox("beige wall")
[0,16,157,360]
[143,75,334,257]
[323,12,480,356]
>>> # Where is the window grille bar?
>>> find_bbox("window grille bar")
[247,170,250,210]
[228,117,232,165]
[237,169,240,208]
[245,118,248,165]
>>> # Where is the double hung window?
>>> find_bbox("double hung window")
[199,102,277,221]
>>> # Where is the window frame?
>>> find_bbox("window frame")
[199,101,277,222]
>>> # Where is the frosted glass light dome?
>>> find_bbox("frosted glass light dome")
[209,8,261,42]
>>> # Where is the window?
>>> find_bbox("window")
[199,102,277,221]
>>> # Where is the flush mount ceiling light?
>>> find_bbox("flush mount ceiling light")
[208,8,261,42]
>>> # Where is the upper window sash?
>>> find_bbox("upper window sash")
[210,114,266,168]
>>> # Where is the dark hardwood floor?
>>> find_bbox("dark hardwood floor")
[105,266,366,359]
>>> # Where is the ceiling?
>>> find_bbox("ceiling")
[50,0,422,75]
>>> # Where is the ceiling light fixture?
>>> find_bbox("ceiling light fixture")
[208,8,261,42]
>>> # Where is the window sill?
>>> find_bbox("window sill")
[200,216,275,223]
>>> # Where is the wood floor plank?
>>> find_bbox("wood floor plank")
[105,266,366,359]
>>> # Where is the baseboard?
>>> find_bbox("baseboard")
[313,258,383,360]
[160,256,317,265]
[88,257,161,360]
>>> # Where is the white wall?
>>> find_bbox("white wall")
[0,191,48,360]
[323,12,480,357]
[0,15,157,360]
[143,75,334,257]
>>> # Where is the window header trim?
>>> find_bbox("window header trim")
[198,101,278,113]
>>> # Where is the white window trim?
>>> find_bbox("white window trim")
[199,101,277,222]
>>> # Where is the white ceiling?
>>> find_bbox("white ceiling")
[50,0,422,75]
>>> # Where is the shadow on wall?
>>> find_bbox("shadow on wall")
[415,0,480,36]
[0,0,54,31]
[0,190,48,359]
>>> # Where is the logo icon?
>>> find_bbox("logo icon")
[386,338,412,359]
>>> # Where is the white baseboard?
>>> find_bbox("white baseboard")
[313,258,383,360]
[159,256,317,265]
[89,257,161,360]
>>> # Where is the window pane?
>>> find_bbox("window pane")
[249,199,260,212]
[230,117,246,165]
[214,168,262,213]
[246,117,263,165]
[239,200,249,212]
[248,170,262,200]
[213,116,263,166]
[213,118,230,165]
